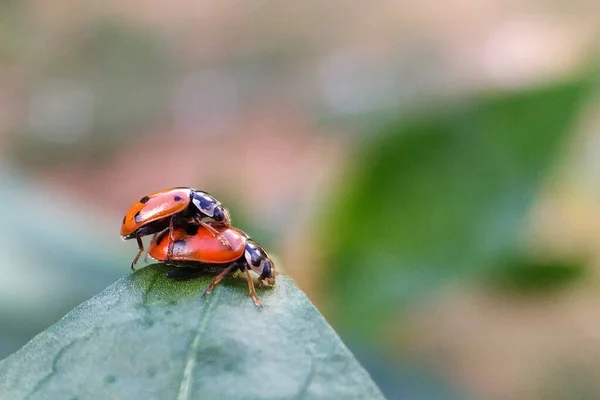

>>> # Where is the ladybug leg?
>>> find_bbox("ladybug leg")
[201,264,236,298]
[131,235,144,271]
[198,220,233,250]
[244,269,263,308]
[167,217,176,260]
[143,233,158,263]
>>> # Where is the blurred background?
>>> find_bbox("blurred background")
[1,1,600,399]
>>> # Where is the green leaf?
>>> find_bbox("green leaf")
[321,71,596,339]
[485,256,587,294]
[0,264,386,400]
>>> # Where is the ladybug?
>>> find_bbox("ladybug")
[147,224,276,307]
[120,188,232,269]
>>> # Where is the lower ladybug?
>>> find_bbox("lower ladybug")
[147,224,276,307]
[120,187,232,269]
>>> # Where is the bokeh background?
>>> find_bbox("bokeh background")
[2,1,600,399]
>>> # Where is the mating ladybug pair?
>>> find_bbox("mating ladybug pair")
[120,187,275,307]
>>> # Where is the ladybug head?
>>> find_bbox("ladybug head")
[212,205,231,226]
[244,240,276,287]
[258,258,275,287]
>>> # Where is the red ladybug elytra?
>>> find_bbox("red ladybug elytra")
[149,224,247,264]
[147,224,276,307]
[120,187,232,269]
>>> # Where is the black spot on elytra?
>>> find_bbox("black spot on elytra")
[134,211,142,223]
[122,216,126,224]
[140,196,150,204]
[174,195,182,201]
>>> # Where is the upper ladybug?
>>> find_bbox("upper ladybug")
[120,187,231,268]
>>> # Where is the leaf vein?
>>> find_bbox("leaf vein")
[177,290,221,400]
[25,338,79,399]
[292,361,316,400]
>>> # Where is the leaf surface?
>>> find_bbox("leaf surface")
[0,264,385,400]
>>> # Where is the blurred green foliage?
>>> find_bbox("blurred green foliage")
[321,70,597,340]
[486,256,587,294]
[69,19,174,132]
[0,1,27,63]
[8,18,175,168]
